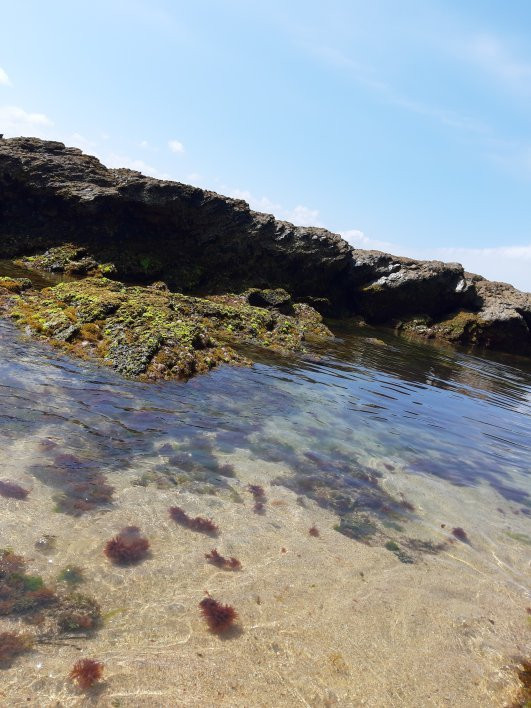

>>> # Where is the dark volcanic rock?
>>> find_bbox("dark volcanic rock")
[0,137,529,357]
[0,138,352,306]
[350,250,475,320]
[396,275,531,355]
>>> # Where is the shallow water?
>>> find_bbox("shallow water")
[0,301,530,705]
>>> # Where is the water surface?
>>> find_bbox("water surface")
[0,300,530,706]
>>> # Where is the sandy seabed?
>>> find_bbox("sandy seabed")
[1,438,529,708]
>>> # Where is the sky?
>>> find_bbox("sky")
[1,1,531,291]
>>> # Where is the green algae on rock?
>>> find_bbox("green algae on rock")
[15,243,116,278]
[1,276,332,380]
[0,276,33,294]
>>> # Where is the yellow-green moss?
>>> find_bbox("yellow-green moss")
[2,277,332,381]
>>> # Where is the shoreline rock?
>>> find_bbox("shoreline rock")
[0,137,529,358]
[0,276,332,380]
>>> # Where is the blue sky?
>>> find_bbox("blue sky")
[1,0,530,290]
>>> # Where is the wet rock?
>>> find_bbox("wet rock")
[1,277,332,381]
[246,288,294,314]
[15,243,115,277]
[0,138,352,305]
[351,251,475,321]
[0,276,32,293]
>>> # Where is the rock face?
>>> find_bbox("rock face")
[0,137,530,357]
[396,276,531,356]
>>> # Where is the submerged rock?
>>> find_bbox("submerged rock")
[0,277,332,380]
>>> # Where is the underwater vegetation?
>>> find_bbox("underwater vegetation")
[273,453,417,551]
[248,484,267,514]
[0,549,100,638]
[34,534,57,554]
[451,527,470,543]
[511,658,531,707]
[199,594,238,633]
[28,450,115,516]
[57,593,101,632]
[169,506,219,536]
[0,479,29,499]
[52,453,115,515]
[205,549,241,570]
[57,566,85,586]
[69,657,104,690]
[0,631,33,667]
[334,514,378,542]
[309,525,320,537]
[248,484,266,499]
[104,526,150,565]
[0,549,55,616]
[384,540,414,564]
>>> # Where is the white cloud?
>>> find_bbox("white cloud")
[0,68,11,86]
[68,132,97,152]
[168,139,184,154]
[104,152,172,180]
[429,245,531,292]
[313,45,489,138]
[185,172,202,184]
[227,188,323,227]
[464,33,531,95]
[0,105,53,137]
[341,228,395,251]
[286,205,321,227]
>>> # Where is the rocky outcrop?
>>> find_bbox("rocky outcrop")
[396,275,531,356]
[350,250,475,320]
[0,137,529,357]
[0,138,353,306]
[0,277,331,380]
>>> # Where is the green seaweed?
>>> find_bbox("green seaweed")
[57,566,85,586]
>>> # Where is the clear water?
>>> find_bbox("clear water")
[0,282,530,706]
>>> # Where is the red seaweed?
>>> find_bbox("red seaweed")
[199,594,237,633]
[309,525,320,537]
[69,658,104,690]
[451,527,470,543]
[104,526,150,565]
[248,484,266,500]
[205,549,241,570]
[0,631,33,665]
[169,506,219,536]
[253,501,265,514]
[0,479,29,500]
